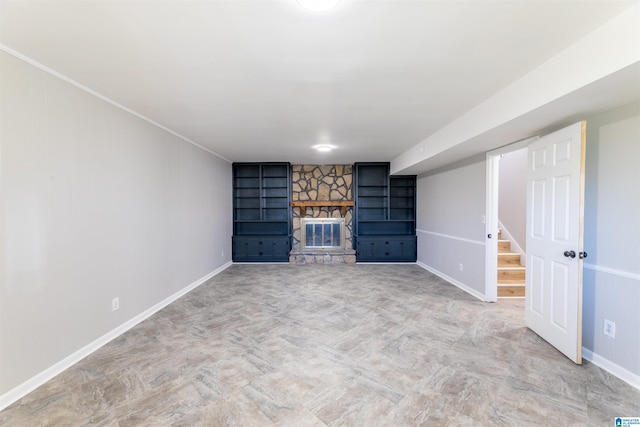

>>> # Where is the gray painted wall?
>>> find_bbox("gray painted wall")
[415,102,640,381]
[416,156,487,296]
[498,148,527,251]
[0,52,233,394]
[582,101,640,378]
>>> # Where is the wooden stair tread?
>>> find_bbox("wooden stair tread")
[498,285,525,297]
[498,254,522,267]
[498,240,512,253]
[498,270,525,281]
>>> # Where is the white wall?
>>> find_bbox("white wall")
[416,156,486,299]
[392,3,640,176]
[582,101,640,381]
[415,102,640,386]
[0,51,233,398]
[498,148,527,251]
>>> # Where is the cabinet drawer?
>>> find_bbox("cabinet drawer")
[233,236,290,262]
[356,236,416,262]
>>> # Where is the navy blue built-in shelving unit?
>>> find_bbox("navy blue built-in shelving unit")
[354,162,416,262]
[232,163,291,262]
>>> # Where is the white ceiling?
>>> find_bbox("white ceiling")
[1,0,637,168]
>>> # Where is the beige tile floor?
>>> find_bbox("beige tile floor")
[1,264,639,426]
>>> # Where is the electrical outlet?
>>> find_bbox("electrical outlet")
[604,319,615,338]
[112,297,120,312]
[459,263,464,272]
[481,215,486,224]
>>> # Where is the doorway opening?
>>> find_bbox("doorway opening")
[496,148,527,297]
[485,138,535,302]
[485,123,586,363]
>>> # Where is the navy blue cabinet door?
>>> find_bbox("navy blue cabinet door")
[233,236,290,261]
[387,236,417,261]
[232,237,261,260]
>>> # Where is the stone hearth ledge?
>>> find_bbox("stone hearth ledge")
[289,248,356,264]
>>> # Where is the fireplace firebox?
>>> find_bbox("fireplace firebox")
[300,218,345,250]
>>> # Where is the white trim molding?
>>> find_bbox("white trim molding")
[0,45,231,164]
[582,348,640,391]
[584,263,640,282]
[417,261,486,302]
[416,229,484,246]
[0,262,232,411]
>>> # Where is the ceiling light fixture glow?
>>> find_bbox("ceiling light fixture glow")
[296,0,341,12]
[314,144,334,152]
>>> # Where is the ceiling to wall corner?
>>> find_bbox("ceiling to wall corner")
[1,0,638,170]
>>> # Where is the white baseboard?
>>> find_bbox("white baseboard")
[415,262,640,391]
[354,262,418,265]
[582,348,640,391]
[416,261,486,302]
[0,261,232,412]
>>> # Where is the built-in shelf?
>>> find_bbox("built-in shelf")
[354,162,416,262]
[233,162,291,262]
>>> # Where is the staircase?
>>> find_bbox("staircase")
[497,230,525,297]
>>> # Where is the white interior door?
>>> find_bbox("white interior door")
[525,121,586,363]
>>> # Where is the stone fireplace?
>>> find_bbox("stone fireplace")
[289,165,356,263]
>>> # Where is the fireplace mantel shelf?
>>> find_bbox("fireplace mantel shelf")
[291,200,354,216]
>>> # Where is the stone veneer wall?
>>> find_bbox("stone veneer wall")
[291,165,353,252]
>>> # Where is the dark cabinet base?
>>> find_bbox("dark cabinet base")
[232,236,290,262]
[356,235,416,262]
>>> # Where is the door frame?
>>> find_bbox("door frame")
[484,137,537,302]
